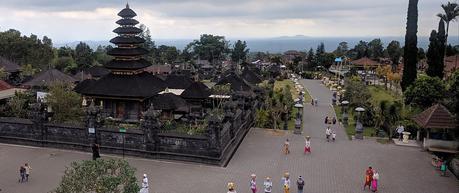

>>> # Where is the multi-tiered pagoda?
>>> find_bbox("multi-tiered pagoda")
[77,4,166,121]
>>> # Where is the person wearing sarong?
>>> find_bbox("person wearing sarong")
[283,139,290,155]
[282,172,290,193]
[371,170,379,192]
[363,166,373,190]
[250,174,257,193]
[304,136,311,154]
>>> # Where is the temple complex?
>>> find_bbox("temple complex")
[76,4,166,121]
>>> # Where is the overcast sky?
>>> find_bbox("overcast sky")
[0,0,456,43]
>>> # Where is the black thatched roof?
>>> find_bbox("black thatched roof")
[74,79,96,93]
[118,4,137,18]
[107,47,148,56]
[76,72,166,99]
[113,26,142,34]
[110,36,145,45]
[151,93,189,112]
[241,67,262,85]
[181,82,211,99]
[116,18,139,26]
[0,57,20,72]
[217,72,253,92]
[165,74,193,89]
[105,59,151,70]
[85,66,110,78]
[23,69,76,87]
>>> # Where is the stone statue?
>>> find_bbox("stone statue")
[141,104,161,150]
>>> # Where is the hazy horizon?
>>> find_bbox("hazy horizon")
[0,0,456,43]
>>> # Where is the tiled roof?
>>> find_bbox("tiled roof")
[412,104,458,129]
[23,69,76,87]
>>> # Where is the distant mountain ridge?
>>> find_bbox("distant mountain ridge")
[55,36,459,53]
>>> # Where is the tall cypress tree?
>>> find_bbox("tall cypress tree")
[426,30,442,78]
[437,19,447,78]
[401,0,419,91]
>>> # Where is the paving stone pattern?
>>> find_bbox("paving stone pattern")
[0,79,457,193]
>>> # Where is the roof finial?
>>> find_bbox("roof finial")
[126,2,129,9]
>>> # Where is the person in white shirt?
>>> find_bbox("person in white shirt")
[332,131,336,142]
[325,127,331,142]
[140,174,149,193]
[263,177,272,193]
[282,172,291,193]
[396,125,404,141]
[250,174,257,193]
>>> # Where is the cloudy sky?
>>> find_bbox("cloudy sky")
[0,0,456,43]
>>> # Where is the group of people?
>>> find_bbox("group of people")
[363,166,380,192]
[283,136,312,155]
[325,126,337,142]
[310,98,318,106]
[228,172,305,193]
[18,163,31,183]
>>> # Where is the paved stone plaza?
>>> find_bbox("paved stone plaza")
[0,80,458,193]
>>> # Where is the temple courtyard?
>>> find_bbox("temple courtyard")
[0,80,458,193]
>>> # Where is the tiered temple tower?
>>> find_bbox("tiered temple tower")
[77,4,166,121]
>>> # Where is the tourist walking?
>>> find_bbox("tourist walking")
[314,98,318,106]
[324,116,329,124]
[140,174,149,193]
[325,127,331,142]
[24,163,31,182]
[332,117,337,125]
[332,131,336,142]
[311,99,314,106]
[396,125,404,141]
[282,172,290,193]
[227,182,237,193]
[250,174,257,193]
[18,165,25,183]
[263,177,272,193]
[296,176,305,193]
[371,170,379,192]
[283,139,290,155]
[304,136,311,154]
[363,166,374,190]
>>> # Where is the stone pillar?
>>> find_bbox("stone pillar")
[29,101,47,146]
[206,115,222,151]
[85,100,101,144]
[141,104,161,151]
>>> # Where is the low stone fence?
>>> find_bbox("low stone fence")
[0,114,254,166]
[423,138,459,150]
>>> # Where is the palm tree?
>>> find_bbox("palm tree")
[437,2,459,47]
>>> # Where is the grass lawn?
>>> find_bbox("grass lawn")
[334,105,377,139]
[274,79,312,130]
[368,85,401,106]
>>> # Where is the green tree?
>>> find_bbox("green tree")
[426,30,443,78]
[55,57,77,74]
[74,42,94,70]
[368,38,384,59]
[447,71,459,121]
[386,40,402,71]
[437,2,459,52]
[353,41,369,59]
[7,91,34,118]
[343,77,371,108]
[404,75,446,108]
[334,41,349,57]
[93,45,112,65]
[417,48,426,61]
[231,40,249,64]
[157,45,179,65]
[53,159,139,193]
[306,48,315,70]
[187,34,229,64]
[445,44,459,56]
[45,82,83,123]
[402,0,419,91]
